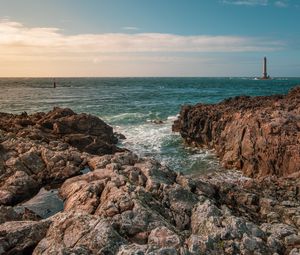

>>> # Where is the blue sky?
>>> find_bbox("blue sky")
[0,0,299,77]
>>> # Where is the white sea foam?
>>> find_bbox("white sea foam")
[115,116,220,174]
[116,120,171,156]
[104,112,148,122]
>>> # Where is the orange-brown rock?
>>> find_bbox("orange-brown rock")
[1,107,300,254]
[0,107,123,205]
[0,107,121,155]
[173,87,300,178]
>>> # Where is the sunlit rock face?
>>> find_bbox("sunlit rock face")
[0,107,122,206]
[173,86,300,178]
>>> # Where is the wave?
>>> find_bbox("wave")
[115,115,220,174]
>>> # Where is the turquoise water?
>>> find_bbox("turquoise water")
[0,77,299,174]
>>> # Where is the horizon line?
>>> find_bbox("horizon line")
[0,76,299,79]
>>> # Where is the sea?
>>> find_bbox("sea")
[1,77,299,175]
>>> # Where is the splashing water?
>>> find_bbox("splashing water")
[0,77,299,174]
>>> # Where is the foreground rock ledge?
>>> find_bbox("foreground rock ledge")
[0,107,300,255]
[173,86,300,178]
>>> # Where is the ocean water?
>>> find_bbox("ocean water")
[0,77,299,174]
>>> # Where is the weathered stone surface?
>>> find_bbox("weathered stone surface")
[56,152,300,254]
[0,219,51,255]
[1,107,300,254]
[0,139,84,205]
[33,212,127,255]
[0,107,123,206]
[173,86,300,178]
[0,107,121,154]
[0,206,21,224]
[17,187,64,219]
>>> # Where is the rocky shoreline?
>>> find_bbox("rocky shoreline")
[0,88,299,255]
[173,86,300,178]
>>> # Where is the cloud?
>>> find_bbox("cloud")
[274,1,288,7]
[222,0,291,7]
[0,19,286,77]
[122,26,139,31]
[0,19,284,57]
[221,0,269,6]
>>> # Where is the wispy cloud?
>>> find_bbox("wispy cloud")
[221,0,269,6]
[222,0,291,7]
[274,1,288,7]
[122,26,139,31]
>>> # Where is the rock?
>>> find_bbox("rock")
[148,226,181,248]
[1,107,300,254]
[58,151,289,254]
[117,244,148,254]
[241,234,268,254]
[151,119,164,125]
[285,234,300,246]
[191,200,222,236]
[0,107,121,155]
[0,171,39,205]
[0,205,42,224]
[0,206,21,223]
[260,223,297,240]
[173,86,300,178]
[0,219,51,255]
[0,107,122,205]
[114,132,126,140]
[33,212,127,255]
[0,140,84,206]
[290,248,300,255]
[16,187,64,219]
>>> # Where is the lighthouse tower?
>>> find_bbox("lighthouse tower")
[262,57,270,79]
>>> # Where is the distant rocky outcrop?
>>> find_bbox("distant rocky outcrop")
[173,87,300,178]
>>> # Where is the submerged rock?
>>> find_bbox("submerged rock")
[173,86,300,178]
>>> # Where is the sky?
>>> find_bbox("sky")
[0,0,299,77]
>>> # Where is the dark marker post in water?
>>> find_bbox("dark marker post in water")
[53,78,56,88]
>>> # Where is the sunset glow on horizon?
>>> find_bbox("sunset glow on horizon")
[0,0,299,77]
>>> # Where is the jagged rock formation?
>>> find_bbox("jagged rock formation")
[173,87,300,178]
[0,107,120,155]
[0,107,300,254]
[0,107,122,206]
